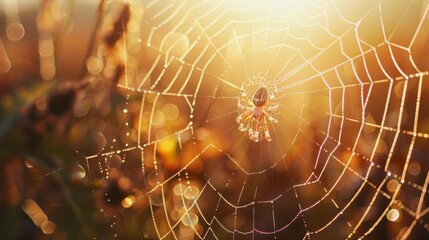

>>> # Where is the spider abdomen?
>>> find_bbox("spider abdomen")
[252,86,268,107]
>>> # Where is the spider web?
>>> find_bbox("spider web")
[82,0,429,239]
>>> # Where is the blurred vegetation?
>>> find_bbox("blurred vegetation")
[0,0,130,239]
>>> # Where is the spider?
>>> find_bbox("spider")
[236,85,279,142]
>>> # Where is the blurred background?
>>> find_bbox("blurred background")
[1,0,429,239]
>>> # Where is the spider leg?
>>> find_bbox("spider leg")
[238,99,253,109]
[266,103,279,111]
[239,87,254,106]
[248,115,255,136]
[254,116,263,142]
[250,116,261,141]
[237,110,252,131]
[256,115,263,140]
[263,111,278,124]
[250,116,258,141]
[262,116,272,141]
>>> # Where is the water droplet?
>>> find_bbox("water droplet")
[0,39,11,74]
[71,164,86,181]
[95,132,106,150]
[6,22,25,41]
[184,185,199,200]
[173,183,186,196]
[108,154,122,169]
[182,212,198,227]
[387,209,400,222]
[147,171,164,187]
[149,187,164,206]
